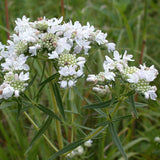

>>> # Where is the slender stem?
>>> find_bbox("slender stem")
[111,101,121,118]
[61,0,65,18]
[62,88,68,102]
[64,126,105,156]
[4,0,10,39]
[24,111,58,152]
[48,62,64,153]
[70,88,74,143]
[140,0,147,65]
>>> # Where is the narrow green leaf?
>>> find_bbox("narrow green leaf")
[48,139,84,160]
[36,104,61,122]
[96,121,109,127]
[39,62,46,82]
[40,73,59,86]
[124,90,135,97]
[94,109,106,118]
[134,102,147,108]
[25,72,37,90]
[0,102,17,109]
[20,93,32,102]
[96,115,131,127]
[83,98,118,109]
[26,116,53,153]
[113,115,132,122]
[52,83,65,119]
[109,122,128,160]
[129,95,138,118]
[35,83,46,101]
[16,99,22,119]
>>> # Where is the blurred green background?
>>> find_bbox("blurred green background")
[0,0,160,160]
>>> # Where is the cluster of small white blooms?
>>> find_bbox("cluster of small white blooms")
[67,140,93,158]
[0,39,30,99]
[87,50,158,100]
[58,53,86,88]
[124,64,158,100]
[0,16,116,98]
[0,72,29,99]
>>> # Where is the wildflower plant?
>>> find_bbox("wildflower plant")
[0,16,159,160]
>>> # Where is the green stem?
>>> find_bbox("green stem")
[64,126,105,156]
[24,111,58,152]
[111,101,121,118]
[48,62,64,154]
[70,88,74,143]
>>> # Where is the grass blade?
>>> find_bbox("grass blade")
[40,73,59,86]
[109,122,128,160]
[37,104,61,122]
[83,98,118,109]
[129,95,138,118]
[25,72,37,90]
[26,116,53,153]
[0,101,17,109]
[48,139,84,160]
[52,83,65,119]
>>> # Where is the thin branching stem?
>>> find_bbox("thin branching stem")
[48,61,64,160]
[24,111,58,152]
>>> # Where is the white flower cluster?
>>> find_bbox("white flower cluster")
[0,43,29,99]
[87,50,158,100]
[67,139,93,158]
[124,64,158,100]
[0,16,115,99]
[154,136,160,143]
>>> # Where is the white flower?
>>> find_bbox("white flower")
[144,89,157,100]
[86,74,97,82]
[95,30,107,45]
[68,80,75,87]
[77,57,86,68]
[154,137,160,143]
[84,139,93,147]
[2,85,14,99]
[48,51,59,59]
[127,72,139,83]
[56,38,72,53]
[15,16,30,33]
[74,39,91,54]
[59,66,76,76]
[106,42,116,53]
[139,64,158,82]
[104,71,115,81]
[75,146,84,155]
[19,72,29,81]
[59,80,67,88]
[29,44,41,56]
[14,90,20,97]
[113,50,122,61]
[123,50,134,62]
[66,150,76,158]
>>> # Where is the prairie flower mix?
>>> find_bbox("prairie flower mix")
[0,16,159,160]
